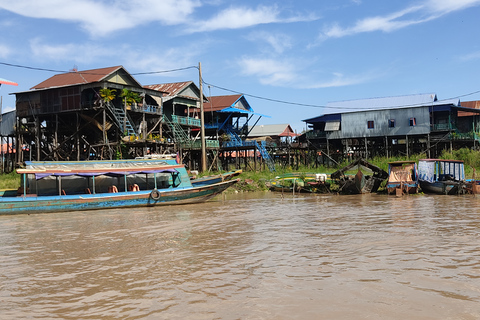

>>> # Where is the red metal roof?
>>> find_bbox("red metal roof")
[144,81,193,97]
[204,94,242,112]
[31,66,124,90]
[459,100,480,117]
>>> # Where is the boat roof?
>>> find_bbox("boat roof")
[18,159,182,179]
[419,159,464,163]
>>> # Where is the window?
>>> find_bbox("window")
[388,119,395,128]
[409,117,416,126]
[367,120,374,129]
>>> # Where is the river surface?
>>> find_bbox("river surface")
[0,192,479,319]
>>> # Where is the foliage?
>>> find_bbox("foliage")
[99,88,116,103]
[120,89,142,106]
[0,171,20,189]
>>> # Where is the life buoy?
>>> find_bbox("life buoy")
[150,189,161,201]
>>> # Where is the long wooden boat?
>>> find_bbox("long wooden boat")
[386,161,418,195]
[418,159,466,195]
[0,159,238,215]
[191,169,242,187]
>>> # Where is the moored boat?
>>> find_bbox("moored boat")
[386,161,418,195]
[191,169,242,187]
[330,158,388,194]
[0,159,238,215]
[418,159,466,195]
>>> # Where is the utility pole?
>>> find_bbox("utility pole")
[199,62,207,172]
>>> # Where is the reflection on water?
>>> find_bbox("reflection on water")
[1,192,480,319]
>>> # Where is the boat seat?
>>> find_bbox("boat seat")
[108,185,118,193]
[61,189,66,195]
[85,188,91,194]
[128,184,140,191]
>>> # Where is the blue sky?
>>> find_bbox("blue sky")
[1,0,480,132]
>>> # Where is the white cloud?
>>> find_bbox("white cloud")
[187,5,316,33]
[458,50,480,62]
[29,38,110,63]
[0,44,12,59]
[0,0,201,37]
[246,31,293,54]
[306,72,374,89]
[320,0,480,40]
[239,57,299,86]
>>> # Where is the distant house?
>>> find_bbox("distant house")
[303,93,480,158]
[247,124,298,146]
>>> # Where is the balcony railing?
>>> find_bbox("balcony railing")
[128,104,162,115]
[180,139,219,149]
[171,115,201,127]
[432,123,454,131]
[306,130,327,139]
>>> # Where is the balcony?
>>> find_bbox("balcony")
[306,130,327,139]
[432,123,454,131]
[128,104,162,115]
[180,139,220,149]
[171,115,201,127]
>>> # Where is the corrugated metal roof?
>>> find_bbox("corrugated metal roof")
[0,110,16,136]
[144,81,194,97]
[30,66,126,90]
[248,124,296,137]
[204,95,242,112]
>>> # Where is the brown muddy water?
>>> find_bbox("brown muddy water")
[0,192,479,319]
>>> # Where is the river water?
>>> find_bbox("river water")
[0,192,479,319]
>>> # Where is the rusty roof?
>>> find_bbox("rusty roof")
[204,94,242,112]
[31,66,129,90]
[144,81,194,97]
[459,100,480,117]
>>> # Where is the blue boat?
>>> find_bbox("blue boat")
[0,159,238,215]
[418,159,466,195]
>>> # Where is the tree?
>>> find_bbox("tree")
[120,89,142,106]
[99,88,116,105]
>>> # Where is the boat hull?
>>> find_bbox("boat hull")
[0,179,238,215]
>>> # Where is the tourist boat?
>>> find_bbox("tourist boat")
[418,159,466,195]
[386,161,418,195]
[0,159,238,215]
[190,169,242,187]
[330,158,388,194]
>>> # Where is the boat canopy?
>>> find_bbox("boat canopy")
[19,160,180,180]
[31,168,178,180]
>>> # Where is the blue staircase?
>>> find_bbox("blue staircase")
[107,103,136,136]
[223,125,275,171]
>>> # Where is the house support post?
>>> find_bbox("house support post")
[365,137,368,159]
[406,135,409,158]
[36,117,41,161]
[385,137,388,159]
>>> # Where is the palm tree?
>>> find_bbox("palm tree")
[120,89,141,106]
[99,88,116,105]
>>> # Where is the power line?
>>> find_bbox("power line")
[2,60,480,110]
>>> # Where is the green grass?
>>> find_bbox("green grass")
[0,171,20,190]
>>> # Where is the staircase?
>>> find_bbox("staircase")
[223,125,275,171]
[107,103,136,136]
[163,116,193,147]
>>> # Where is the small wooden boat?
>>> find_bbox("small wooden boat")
[330,158,388,194]
[191,169,242,187]
[268,172,331,193]
[418,159,466,195]
[0,159,238,215]
[386,161,418,195]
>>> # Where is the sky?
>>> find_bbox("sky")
[1,0,480,132]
